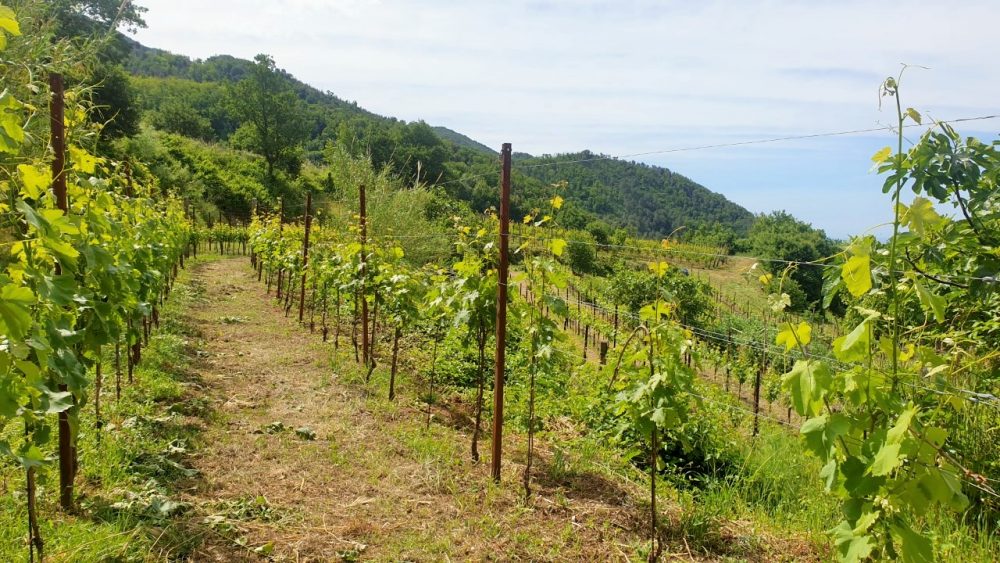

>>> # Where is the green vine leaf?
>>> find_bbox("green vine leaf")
[889,521,934,563]
[0,89,24,152]
[0,283,33,339]
[912,278,946,322]
[782,360,831,417]
[833,317,873,362]
[833,522,875,563]
[870,442,903,476]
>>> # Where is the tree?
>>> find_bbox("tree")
[563,230,598,274]
[227,54,308,178]
[742,211,836,311]
[48,0,148,38]
[44,1,146,142]
[148,99,215,141]
[90,63,140,140]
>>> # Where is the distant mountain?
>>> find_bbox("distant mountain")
[124,38,754,236]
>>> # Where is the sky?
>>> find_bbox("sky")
[129,0,1000,239]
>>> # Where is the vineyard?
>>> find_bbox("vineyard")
[2,2,1000,562]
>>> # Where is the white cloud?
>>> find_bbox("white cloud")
[130,0,1000,236]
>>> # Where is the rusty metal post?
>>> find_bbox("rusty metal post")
[50,73,74,511]
[299,192,312,323]
[277,198,285,298]
[491,144,512,482]
[359,185,370,369]
[753,328,764,437]
[613,305,619,349]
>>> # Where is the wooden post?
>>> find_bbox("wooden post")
[298,192,312,323]
[491,143,512,482]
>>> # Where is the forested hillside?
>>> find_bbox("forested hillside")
[125,40,753,237]
[517,152,755,236]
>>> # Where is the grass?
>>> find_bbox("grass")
[0,255,220,562]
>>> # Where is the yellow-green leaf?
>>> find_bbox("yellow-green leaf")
[647,261,669,278]
[0,283,33,339]
[17,164,50,199]
[0,6,20,51]
[550,238,566,257]
[905,107,922,125]
[776,321,812,351]
[768,292,791,313]
[69,146,98,174]
[871,146,892,165]
[833,318,872,362]
[842,255,872,297]
[903,197,944,236]
[550,195,563,209]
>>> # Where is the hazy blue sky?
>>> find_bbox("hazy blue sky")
[130,0,999,238]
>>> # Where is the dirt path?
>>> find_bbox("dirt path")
[177,257,652,562]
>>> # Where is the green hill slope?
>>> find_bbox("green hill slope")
[124,39,753,236]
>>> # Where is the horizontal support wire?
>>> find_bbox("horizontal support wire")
[514,234,998,283]
[513,114,1000,170]
[536,287,1000,409]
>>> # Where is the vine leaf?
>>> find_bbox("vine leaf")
[0,283,33,339]
[833,317,873,362]
[0,90,24,152]
[0,6,20,50]
[776,321,811,351]
[17,164,50,199]
[801,412,848,462]
[647,261,669,278]
[889,521,933,563]
[912,278,945,322]
[549,238,566,256]
[833,522,874,563]
[899,197,943,236]
[782,360,831,417]
[871,146,892,165]
[841,255,872,297]
[869,442,902,476]
[887,406,917,444]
